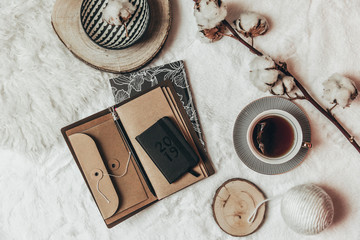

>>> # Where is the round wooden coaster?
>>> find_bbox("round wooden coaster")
[212,178,266,237]
[51,0,171,73]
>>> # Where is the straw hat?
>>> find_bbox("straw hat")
[51,0,171,73]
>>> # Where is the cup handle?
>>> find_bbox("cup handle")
[302,142,312,149]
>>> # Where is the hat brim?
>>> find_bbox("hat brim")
[51,0,171,73]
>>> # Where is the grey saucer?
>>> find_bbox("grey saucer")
[233,97,311,175]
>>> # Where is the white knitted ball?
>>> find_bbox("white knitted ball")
[281,184,334,235]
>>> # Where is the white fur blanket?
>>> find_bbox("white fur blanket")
[1,0,360,239]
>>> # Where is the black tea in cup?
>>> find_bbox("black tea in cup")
[252,115,295,158]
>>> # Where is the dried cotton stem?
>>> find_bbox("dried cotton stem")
[222,20,360,154]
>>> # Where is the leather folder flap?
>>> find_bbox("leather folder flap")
[69,133,119,219]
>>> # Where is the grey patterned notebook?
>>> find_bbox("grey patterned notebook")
[109,61,205,147]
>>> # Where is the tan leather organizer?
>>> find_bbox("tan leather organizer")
[62,81,214,228]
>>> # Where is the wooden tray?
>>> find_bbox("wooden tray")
[51,0,171,73]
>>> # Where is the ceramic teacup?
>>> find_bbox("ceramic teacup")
[246,109,311,164]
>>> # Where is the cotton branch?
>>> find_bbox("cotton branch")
[234,12,269,46]
[221,19,360,154]
[192,0,360,153]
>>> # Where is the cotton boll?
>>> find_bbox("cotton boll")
[250,69,279,92]
[323,80,338,101]
[249,55,276,70]
[234,12,269,38]
[103,0,136,26]
[269,75,296,95]
[337,74,357,91]
[193,0,227,42]
[249,55,280,92]
[322,73,358,108]
[335,90,353,108]
[283,76,296,93]
[198,24,226,42]
[119,3,136,21]
[196,30,213,43]
[271,80,284,95]
[194,0,227,30]
[103,1,123,25]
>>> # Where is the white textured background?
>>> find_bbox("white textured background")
[1,0,360,239]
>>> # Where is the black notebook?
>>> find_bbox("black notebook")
[135,117,199,184]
